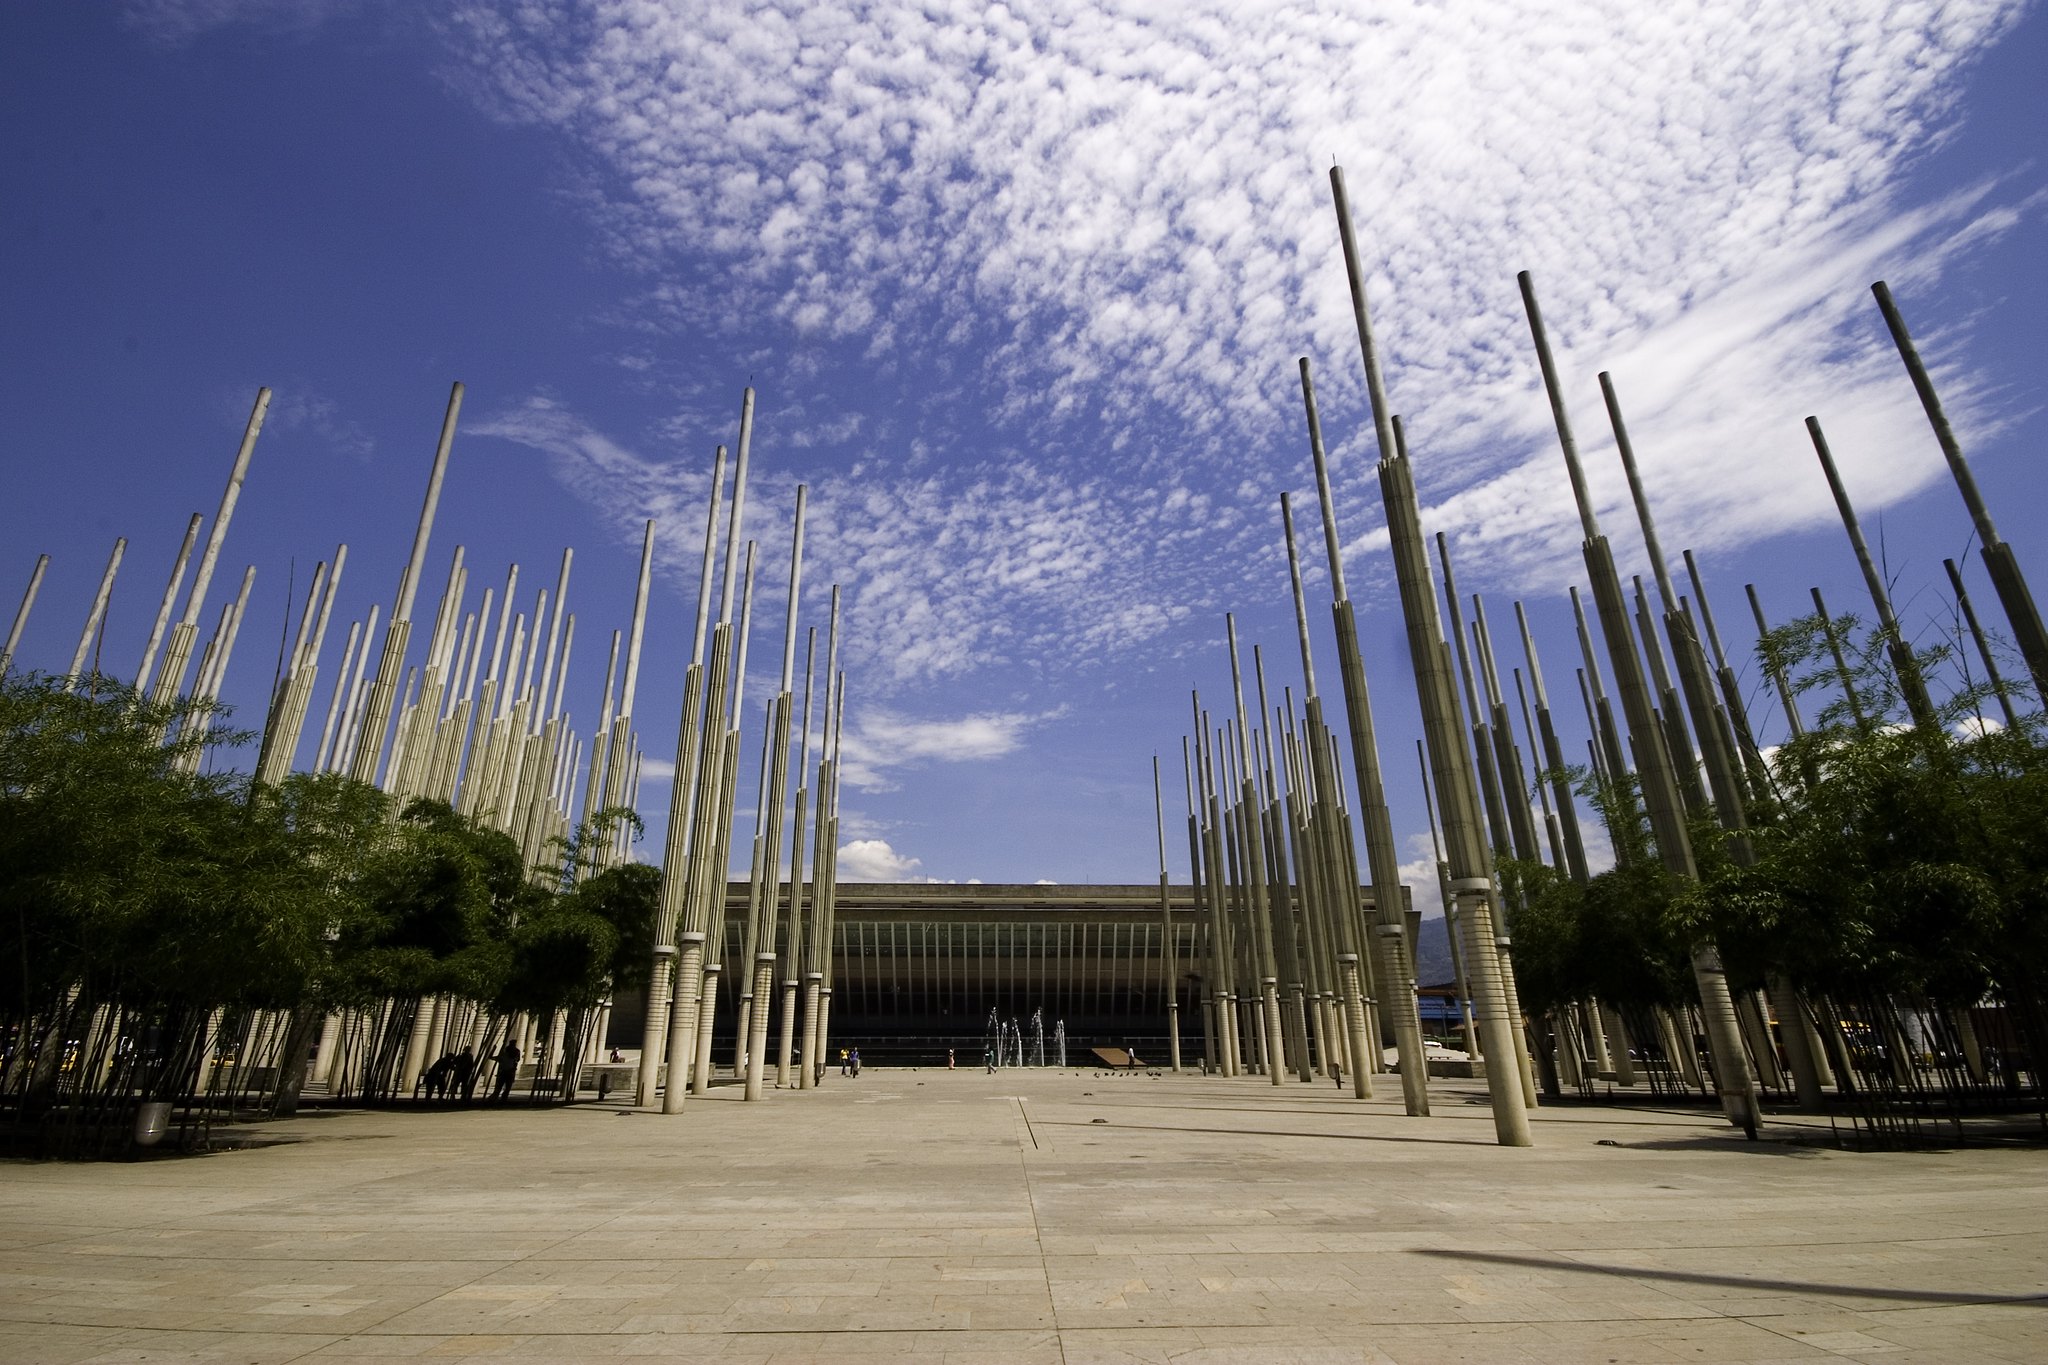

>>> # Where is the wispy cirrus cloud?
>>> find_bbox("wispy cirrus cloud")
[262,386,377,461]
[437,0,2032,597]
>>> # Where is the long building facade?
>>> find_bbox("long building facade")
[601,882,1421,1069]
[798,883,1200,1065]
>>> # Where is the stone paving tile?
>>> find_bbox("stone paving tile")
[3,1072,2045,1361]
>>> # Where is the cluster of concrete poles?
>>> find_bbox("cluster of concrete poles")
[630,389,849,1115]
[1483,271,2047,1118]
[1159,170,1544,1145]
[1148,167,2045,1145]
[7,380,850,1109]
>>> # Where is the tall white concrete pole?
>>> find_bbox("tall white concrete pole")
[1280,496,1371,1097]
[1513,671,1567,877]
[1519,273,1758,1135]
[616,532,652,721]
[1327,169,1528,1142]
[1296,368,1434,1113]
[812,668,847,1080]
[1,554,50,682]
[296,545,347,692]
[1874,280,2048,698]
[254,557,327,784]
[153,388,270,711]
[1181,737,1219,1072]
[775,627,819,1089]
[1152,755,1184,1072]
[329,603,379,773]
[1434,540,1514,858]
[745,489,805,1101]
[1225,616,1287,1087]
[1286,702,1346,1081]
[667,398,755,1108]
[270,548,350,773]
[314,619,363,771]
[435,587,487,802]
[734,702,776,1080]
[391,546,465,804]
[178,566,256,769]
[592,527,653,856]
[1252,648,1314,1082]
[582,631,622,849]
[1807,416,1939,731]
[1471,595,1542,864]
[1683,552,1773,797]
[1193,702,1240,1076]
[535,550,572,740]
[694,542,757,1094]
[638,444,726,1107]
[598,532,651,855]
[665,388,755,1111]
[799,587,839,1089]
[1512,602,1589,883]
[202,568,257,702]
[458,569,518,816]
[350,382,462,787]
[66,539,126,687]
[1946,558,2022,729]
[136,514,203,698]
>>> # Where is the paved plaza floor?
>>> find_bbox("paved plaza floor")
[2,1070,2045,1363]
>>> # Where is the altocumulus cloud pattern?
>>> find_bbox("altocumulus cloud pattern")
[439,0,2030,676]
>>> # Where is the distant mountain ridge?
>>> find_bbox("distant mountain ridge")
[1413,915,1455,989]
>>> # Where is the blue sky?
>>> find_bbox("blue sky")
[3,0,2043,900]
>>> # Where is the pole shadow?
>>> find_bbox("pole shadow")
[1414,1247,2048,1308]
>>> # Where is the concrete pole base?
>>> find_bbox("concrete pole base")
[661,937,705,1115]
[743,955,775,1101]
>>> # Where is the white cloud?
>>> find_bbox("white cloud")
[473,396,1218,684]
[1953,713,2004,740]
[838,706,1056,792]
[1398,832,1446,922]
[837,837,924,881]
[263,386,376,460]
[440,0,2031,597]
[1576,809,1618,881]
[637,755,675,784]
